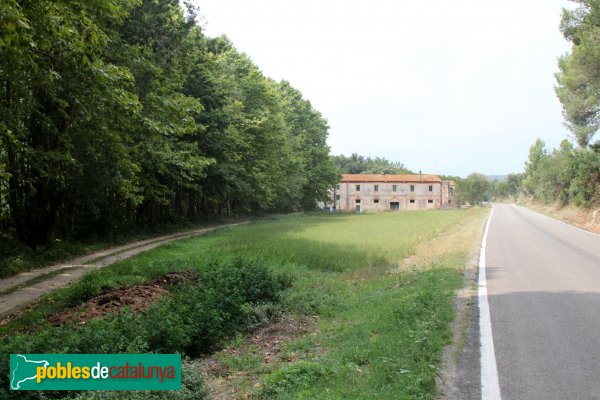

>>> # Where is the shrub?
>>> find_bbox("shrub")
[202,257,293,305]
[145,257,293,354]
[0,258,293,399]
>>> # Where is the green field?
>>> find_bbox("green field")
[1,208,489,400]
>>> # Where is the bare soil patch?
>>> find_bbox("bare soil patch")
[47,271,198,326]
[203,316,319,400]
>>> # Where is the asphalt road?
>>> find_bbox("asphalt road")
[484,204,600,399]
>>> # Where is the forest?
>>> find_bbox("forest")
[0,0,339,248]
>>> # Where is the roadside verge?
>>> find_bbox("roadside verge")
[436,206,492,399]
[0,222,249,319]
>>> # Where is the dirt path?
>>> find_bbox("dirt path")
[0,222,249,318]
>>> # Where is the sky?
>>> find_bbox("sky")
[191,0,574,177]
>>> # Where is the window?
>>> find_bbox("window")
[335,194,340,200]
[336,184,340,190]
[449,200,452,204]
[374,199,380,204]
[410,185,415,192]
[428,185,433,192]
[355,199,361,203]
[392,185,397,192]
[409,199,415,204]
[428,199,434,204]
[374,185,379,191]
[356,185,360,191]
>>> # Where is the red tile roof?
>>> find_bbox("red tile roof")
[341,174,442,183]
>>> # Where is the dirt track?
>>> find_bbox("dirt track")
[0,222,249,319]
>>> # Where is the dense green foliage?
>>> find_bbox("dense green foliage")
[473,137,599,207]
[455,173,490,205]
[556,0,600,148]
[0,0,337,249]
[332,153,412,174]
[487,174,523,200]
[520,138,600,206]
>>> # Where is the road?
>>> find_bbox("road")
[0,221,249,320]
[483,204,600,399]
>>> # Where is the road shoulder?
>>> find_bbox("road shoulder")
[436,208,489,400]
[516,200,600,235]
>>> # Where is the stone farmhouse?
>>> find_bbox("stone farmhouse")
[323,174,455,212]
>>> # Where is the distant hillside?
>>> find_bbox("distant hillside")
[486,175,508,182]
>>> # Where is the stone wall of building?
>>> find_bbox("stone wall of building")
[321,174,455,212]
[335,182,442,211]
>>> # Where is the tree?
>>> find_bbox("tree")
[183,36,337,215]
[456,173,489,205]
[277,81,338,210]
[556,0,600,147]
[0,0,338,250]
[332,153,411,174]
[505,173,524,197]
[0,0,141,245]
[522,138,547,196]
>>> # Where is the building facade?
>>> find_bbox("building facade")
[324,174,455,212]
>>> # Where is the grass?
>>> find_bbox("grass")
[254,209,489,399]
[0,218,244,279]
[516,197,600,234]
[259,267,462,399]
[215,345,264,372]
[1,207,490,399]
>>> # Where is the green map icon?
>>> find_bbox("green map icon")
[9,353,181,390]
[10,354,49,390]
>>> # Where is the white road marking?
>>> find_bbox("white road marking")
[479,206,501,400]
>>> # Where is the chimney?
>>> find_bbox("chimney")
[419,170,422,181]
